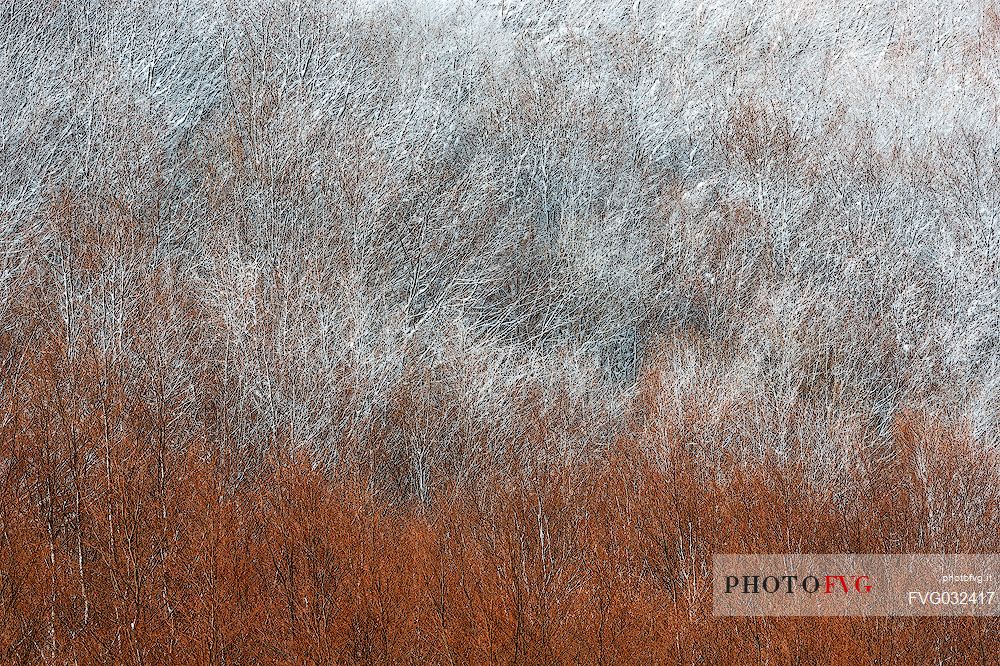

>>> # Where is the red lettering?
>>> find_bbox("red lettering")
[825,575,849,593]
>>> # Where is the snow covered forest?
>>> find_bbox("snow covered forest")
[1,0,999,662]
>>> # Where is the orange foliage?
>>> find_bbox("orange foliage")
[1,339,998,664]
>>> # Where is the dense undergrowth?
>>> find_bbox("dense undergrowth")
[2,0,1000,662]
[2,342,999,663]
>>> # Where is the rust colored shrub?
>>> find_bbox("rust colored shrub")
[1,339,998,664]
